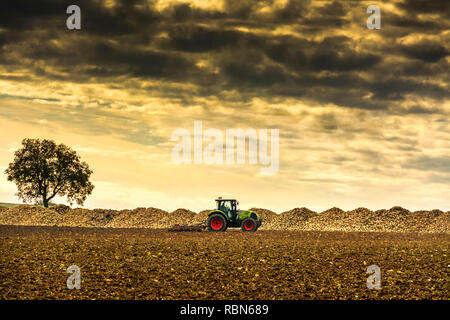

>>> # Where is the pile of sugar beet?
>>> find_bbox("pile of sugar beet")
[0,204,448,233]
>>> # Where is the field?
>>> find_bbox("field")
[0,203,51,209]
[0,203,21,208]
[0,225,448,300]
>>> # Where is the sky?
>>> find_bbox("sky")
[0,0,449,212]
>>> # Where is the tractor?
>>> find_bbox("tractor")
[206,197,262,232]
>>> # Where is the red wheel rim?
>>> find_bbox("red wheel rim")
[244,220,254,230]
[211,217,223,230]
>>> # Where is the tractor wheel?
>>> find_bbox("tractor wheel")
[207,214,227,232]
[241,218,257,232]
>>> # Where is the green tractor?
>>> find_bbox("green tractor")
[207,197,262,232]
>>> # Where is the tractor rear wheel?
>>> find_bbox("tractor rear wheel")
[207,214,227,232]
[241,218,257,232]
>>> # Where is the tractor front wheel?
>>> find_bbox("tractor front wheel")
[207,214,227,232]
[241,218,257,232]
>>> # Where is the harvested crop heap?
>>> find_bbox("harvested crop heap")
[0,204,448,233]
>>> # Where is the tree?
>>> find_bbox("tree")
[5,138,94,207]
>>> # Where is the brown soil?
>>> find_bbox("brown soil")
[0,225,448,300]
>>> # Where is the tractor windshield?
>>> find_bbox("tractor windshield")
[221,201,232,213]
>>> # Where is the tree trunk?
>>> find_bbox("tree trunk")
[42,186,48,207]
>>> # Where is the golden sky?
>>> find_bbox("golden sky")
[0,0,449,212]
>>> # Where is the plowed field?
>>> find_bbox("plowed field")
[1,225,448,300]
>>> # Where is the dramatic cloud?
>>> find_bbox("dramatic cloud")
[0,0,449,211]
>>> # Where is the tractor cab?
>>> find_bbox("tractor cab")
[215,198,238,220]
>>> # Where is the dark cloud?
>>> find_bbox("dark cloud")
[1,0,63,30]
[224,61,286,87]
[303,2,348,28]
[0,0,448,112]
[317,1,346,17]
[401,105,443,115]
[398,0,450,17]
[309,49,380,72]
[162,25,246,52]
[263,36,381,72]
[400,41,449,63]
[91,42,194,79]
[406,156,450,173]
[82,0,161,36]
[272,0,309,22]
[315,113,338,131]
[385,13,443,32]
